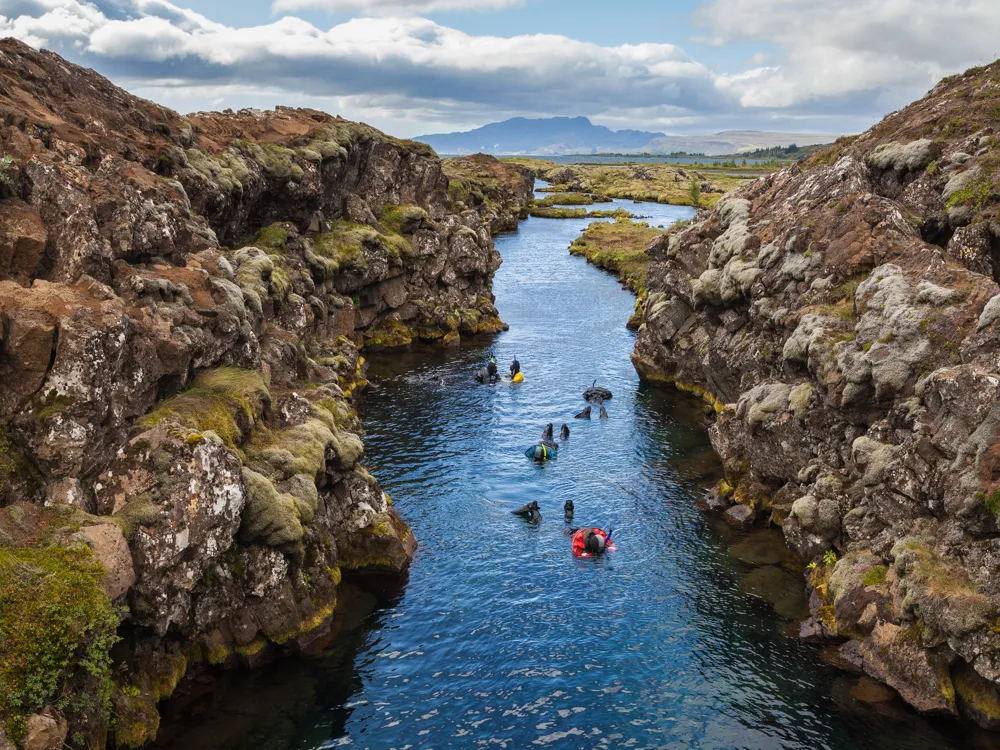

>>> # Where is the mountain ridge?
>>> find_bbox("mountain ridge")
[416,116,840,156]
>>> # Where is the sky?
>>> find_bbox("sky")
[2,0,1000,139]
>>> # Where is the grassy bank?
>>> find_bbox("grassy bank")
[569,218,663,327]
[505,157,765,208]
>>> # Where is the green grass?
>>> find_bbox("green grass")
[568,219,662,297]
[533,192,595,208]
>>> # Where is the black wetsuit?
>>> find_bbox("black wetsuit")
[510,359,520,378]
[487,361,498,381]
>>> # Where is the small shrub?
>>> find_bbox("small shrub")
[689,179,701,207]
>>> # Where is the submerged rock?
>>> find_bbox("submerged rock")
[724,504,755,529]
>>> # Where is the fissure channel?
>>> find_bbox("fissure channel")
[155,199,984,750]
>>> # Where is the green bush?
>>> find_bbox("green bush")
[0,545,119,742]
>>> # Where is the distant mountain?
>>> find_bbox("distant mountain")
[415,117,840,156]
[415,117,664,156]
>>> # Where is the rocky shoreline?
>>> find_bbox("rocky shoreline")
[630,60,1000,728]
[0,40,531,749]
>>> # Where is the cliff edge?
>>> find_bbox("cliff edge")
[633,60,1000,726]
[0,39,520,749]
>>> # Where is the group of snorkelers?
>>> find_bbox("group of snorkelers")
[480,353,614,558]
[476,354,520,385]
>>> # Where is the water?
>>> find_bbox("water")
[154,203,998,750]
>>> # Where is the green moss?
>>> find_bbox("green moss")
[111,685,159,749]
[34,393,75,421]
[270,598,337,645]
[234,636,269,659]
[639,371,726,414]
[365,318,414,350]
[381,203,429,235]
[185,147,251,194]
[206,642,231,666]
[984,489,1000,520]
[270,265,292,300]
[447,179,470,205]
[257,142,304,180]
[137,367,269,449]
[149,653,187,702]
[862,565,888,587]
[0,545,120,743]
[926,160,939,176]
[252,224,289,253]
[529,207,588,219]
[312,222,377,273]
[117,496,159,538]
[239,468,305,549]
[954,661,1000,722]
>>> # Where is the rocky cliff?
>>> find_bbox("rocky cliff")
[632,60,1000,727]
[441,153,535,233]
[0,39,507,749]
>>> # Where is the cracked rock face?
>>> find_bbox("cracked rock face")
[0,39,532,748]
[632,58,1000,728]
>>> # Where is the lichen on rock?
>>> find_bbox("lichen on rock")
[629,50,1000,726]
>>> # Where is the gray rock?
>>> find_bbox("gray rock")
[724,504,756,529]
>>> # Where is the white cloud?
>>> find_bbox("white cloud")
[0,0,728,134]
[2,0,999,137]
[697,0,1000,108]
[272,0,522,14]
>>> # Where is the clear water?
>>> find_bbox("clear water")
[154,203,996,750]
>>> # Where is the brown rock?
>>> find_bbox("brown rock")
[861,622,957,716]
[22,710,67,750]
[78,522,136,599]
[0,200,46,285]
[953,659,1000,731]
[850,676,897,704]
[339,507,417,577]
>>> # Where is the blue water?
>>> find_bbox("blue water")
[154,204,995,750]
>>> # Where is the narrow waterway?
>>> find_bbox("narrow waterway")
[155,198,995,750]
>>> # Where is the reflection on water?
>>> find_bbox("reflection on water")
[155,204,997,749]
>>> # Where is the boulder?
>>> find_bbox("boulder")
[77,522,136,599]
[724,503,755,529]
[861,622,957,716]
[22,711,68,750]
[0,201,46,285]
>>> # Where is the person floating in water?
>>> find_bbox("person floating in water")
[540,423,558,450]
[512,500,542,524]
[571,527,614,557]
[487,357,498,383]
[564,499,574,522]
[510,355,521,379]
[525,443,557,462]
